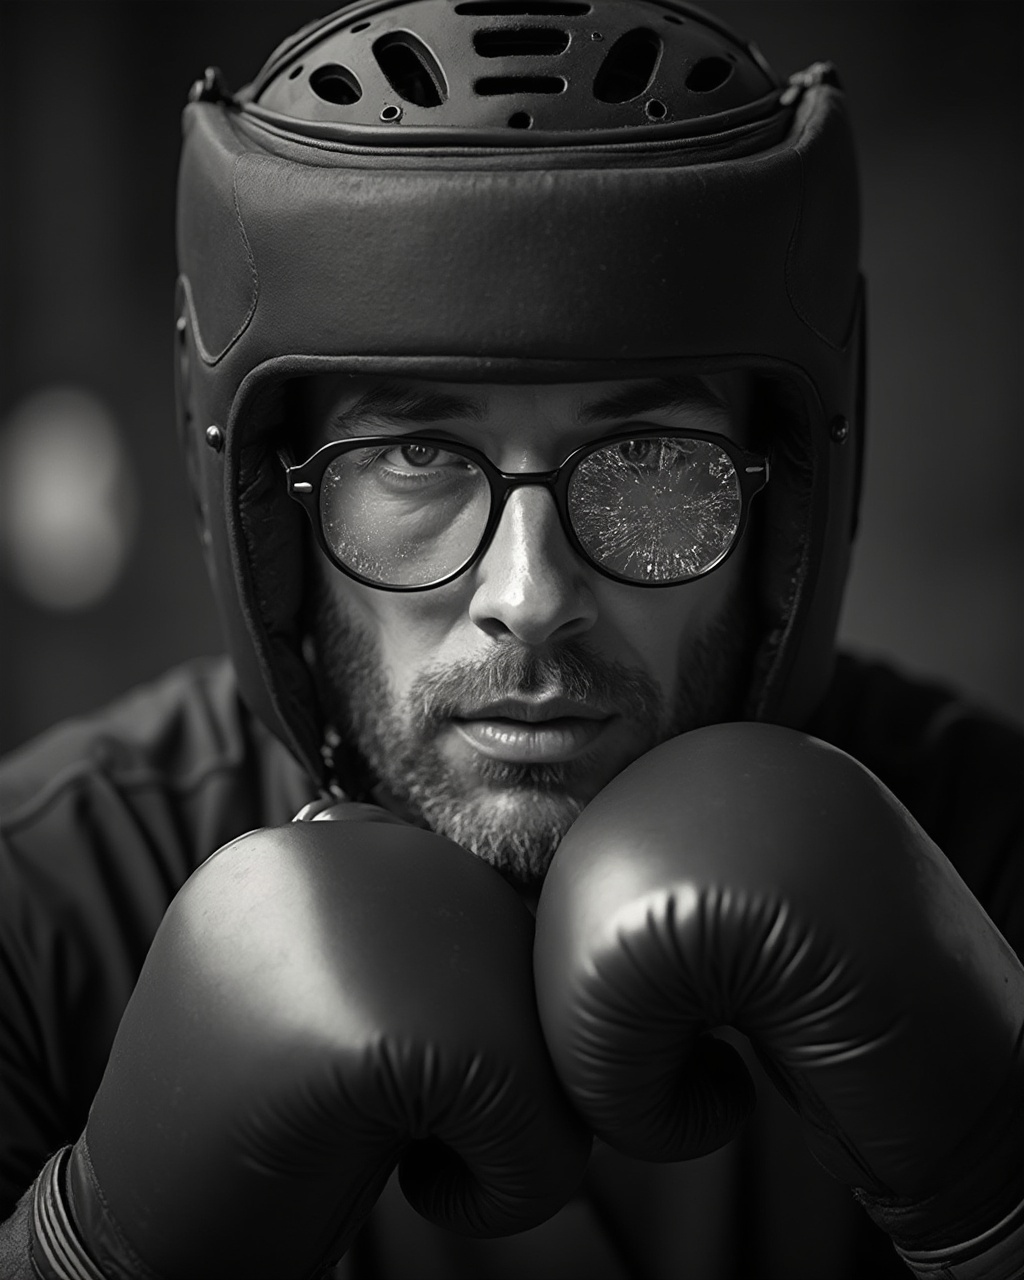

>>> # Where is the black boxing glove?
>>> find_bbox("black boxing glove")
[535,724,1024,1279]
[32,808,588,1280]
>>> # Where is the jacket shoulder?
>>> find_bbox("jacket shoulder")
[0,657,311,1210]
[2,656,275,822]
[813,652,1024,955]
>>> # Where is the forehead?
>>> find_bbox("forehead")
[298,374,750,448]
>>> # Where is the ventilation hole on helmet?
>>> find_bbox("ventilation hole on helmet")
[645,97,667,119]
[507,110,533,127]
[475,75,566,94]
[474,27,570,56]
[685,55,733,92]
[662,13,684,23]
[288,63,304,80]
[593,28,661,104]
[456,1,591,15]
[373,33,448,107]
[350,21,371,32]
[309,64,362,105]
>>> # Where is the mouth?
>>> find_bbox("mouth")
[450,699,614,764]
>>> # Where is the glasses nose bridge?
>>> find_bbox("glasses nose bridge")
[488,462,571,539]
[493,460,562,498]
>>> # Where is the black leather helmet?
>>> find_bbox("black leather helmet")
[174,0,864,789]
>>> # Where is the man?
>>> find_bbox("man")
[294,373,760,881]
[1,2,1021,1278]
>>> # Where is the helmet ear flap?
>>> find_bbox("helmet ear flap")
[174,280,215,562]
[849,280,868,541]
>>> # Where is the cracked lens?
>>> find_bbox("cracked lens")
[569,438,742,582]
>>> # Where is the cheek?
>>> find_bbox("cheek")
[315,534,749,711]
[594,550,747,693]
[318,561,459,701]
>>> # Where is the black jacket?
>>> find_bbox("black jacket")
[1,653,1020,1279]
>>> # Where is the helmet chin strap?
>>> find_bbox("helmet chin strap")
[296,630,347,801]
[318,734,350,804]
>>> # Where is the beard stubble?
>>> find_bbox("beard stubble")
[310,581,754,890]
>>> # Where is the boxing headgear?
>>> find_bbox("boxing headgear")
[174,0,864,788]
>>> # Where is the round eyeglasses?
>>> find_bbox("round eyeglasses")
[282,428,769,591]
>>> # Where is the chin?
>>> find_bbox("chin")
[420,784,587,889]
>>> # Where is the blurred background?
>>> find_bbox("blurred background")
[0,0,1021,754]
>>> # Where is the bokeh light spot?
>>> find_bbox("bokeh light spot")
[0,388,137,611]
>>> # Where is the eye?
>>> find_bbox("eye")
[615,437,701,472]
[368,441,476,481]
[395,443,440,467]
[618,439,660,465]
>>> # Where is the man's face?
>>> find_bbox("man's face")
[299,376,757,889]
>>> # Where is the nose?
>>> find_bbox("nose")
[467,485,598,645]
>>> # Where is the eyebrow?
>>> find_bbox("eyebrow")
[326,385,485,436]
[323,376,730,439]
[576,378,730,424]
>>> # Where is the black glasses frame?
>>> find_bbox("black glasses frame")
[282,426,770,591]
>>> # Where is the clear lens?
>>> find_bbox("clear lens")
[568,437,742,582]
[319,442,490,586]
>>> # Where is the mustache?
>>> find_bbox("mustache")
[407,642,662,730]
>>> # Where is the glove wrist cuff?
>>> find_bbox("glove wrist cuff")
[856,1059,1024,1257]
[896,1193,1024,1280]
[29,1148,105,1280]
[30,1141,165,1280]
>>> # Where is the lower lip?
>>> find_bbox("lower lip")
[453,717,610,763]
